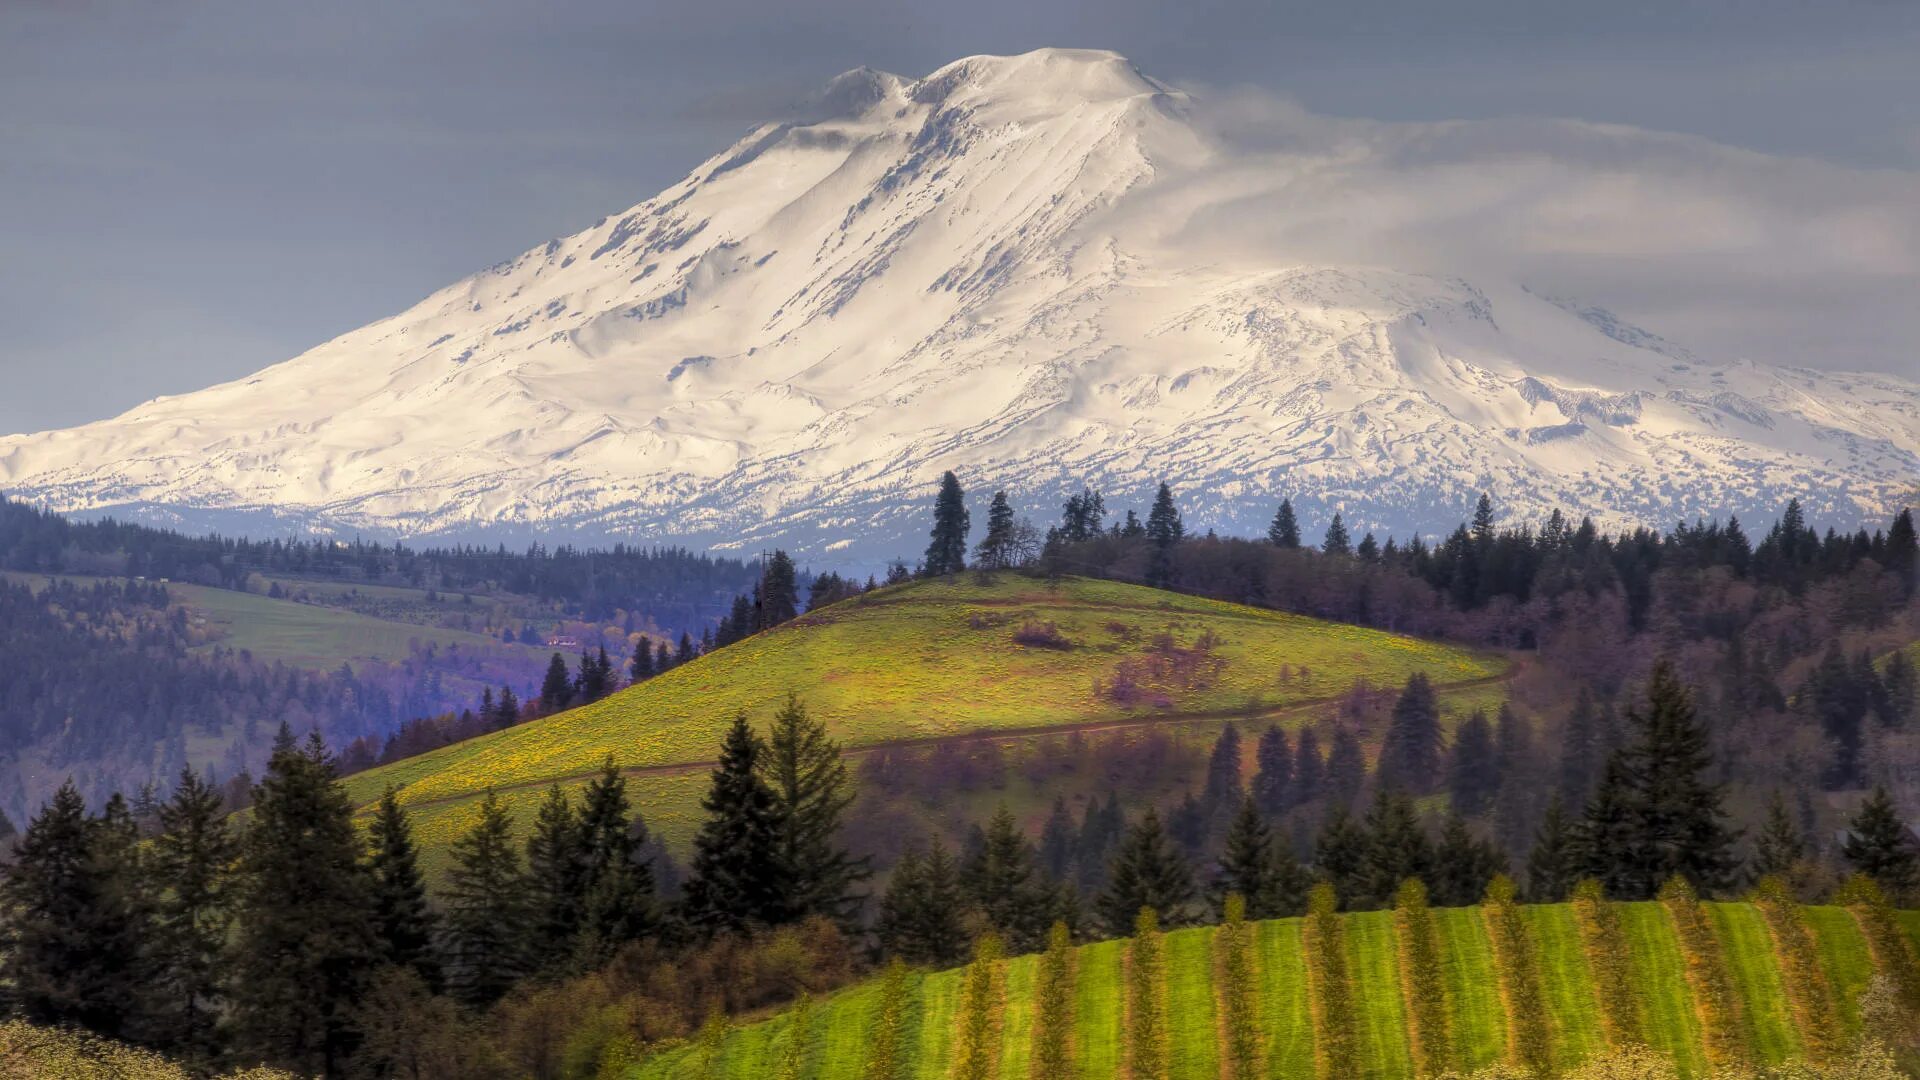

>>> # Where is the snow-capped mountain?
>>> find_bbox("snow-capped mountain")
[3,48,1916,562]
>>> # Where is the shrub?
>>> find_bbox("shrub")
[1750,875,1842,1062]
[1031,921,1076,1078]
[1483,874,1552,1077]
[1395,879,1451,1078]
[1216,894,1261,1079]
[0,1021,301,1080]
[1657,875,1749,1070]
[1012,620,1074,649]
[953,934,1005,1080]
[1127,907,1170,1080]
[1570,877,1641,1045]
[1304,882,1357,1076]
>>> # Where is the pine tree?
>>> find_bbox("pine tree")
[1311,808,1369,908]
[1430,814,1507,907]
[148,768,236,1062]
[757,549,801,628]
[574,758,657,961]
[1145,482,1184,588]
[1623,661,1742,896]
[1842,787,1918,896]
[1251,724,1292,817]
[923,471,971,577]
[366,786,439,990]
[1753,790,1808,880]
[1446,710,1499,818]
[1322,513,1351,557]
[974,490,1018,570]
[962,806,1054,953]
[1525,796,1577,902]
[524,783,586,965]
[876,841,970,968]
[230,735,379,1075]
[0,780,152,1041]
[1268,498,1301,548]
[1573,753,1641,897]
[1357,788,1433,910]
[684,715,784,931]
[539,652,573,713]
[763,695,867,925]
[1376,673,1442,795]
[442,790,530,1007]
[494,685,520,727]
[1210,797,1274,919]
[630,637,655,682]
[1097,808,1195,934]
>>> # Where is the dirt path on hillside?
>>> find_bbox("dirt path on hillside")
[376,660,1522,813]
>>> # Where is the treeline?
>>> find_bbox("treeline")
[0,493,760,629]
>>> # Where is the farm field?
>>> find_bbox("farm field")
[628,900,1918,1079]
[342,573,1506,862]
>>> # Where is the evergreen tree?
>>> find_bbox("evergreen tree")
[539,652,573,713]
[1573,754,1640,897]
[974,490,1018,570]
[1753,791,1808,880]
[923,471,971,577]
[1038,797,1077,883]
[1357,788,1433,909]
[1491,704,1543,858]
[1201,724,1245,838]
[1292,728,1324,806]
[1268,498,1301,548]
[1325,724,1368,814]
[1525,796,1577,902]
[759,550,801,628]
[1446,710,1498,818]
[0,780,152,1041]
[1322,513,1352,557]
[1311,808,1368,908]
[1145,483,1184,588]
[148,768,236,1061]
[574,757,656,961]
[683,715,784,931]
[442,790,530,1007]
[962,805,1054,952]
[1211,797,1278,918]
[230,735,380,1075]
[494,685,520,727]
[876,841,970,968]
[1376,673,1443,795]
[763,695,868,924]
[1097,808,1195,934]
[1556,689,1604,808]
[366,787,438,990]
[1074,794,1125,896]
[1842,787,1918,896]
[1429,814,1507,907]
[630,637,655,682]
[1622,662,1743,896]
[1251,724,1292,817]
[524,784,586,964]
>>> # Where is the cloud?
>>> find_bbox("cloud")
[1110,87,1920,374]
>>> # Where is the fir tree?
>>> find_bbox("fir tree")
[1622,662,1742,896]
[1074,794,1125,896]
[366,786,438,990]
[962,805,1054,952]
[1525,796,1577,902]
[1491,704,1543,857]
[1556,689,1604,808]
[1446,710,1499,818]
[0,780,152,1041]
[763,695,867,925]
[876,841,970,969]
[1753,790,1808,880]
[974,490,1018,570]
[574,757,656,961]
[1292,728,1324,806]
[1376,673,1443,795]
[524,783,586,965]
[630,637,654,682]
[1311,808,1368,908]
[539,652,573,713]
[494,685,520,727]
[1842,787,1918,896]
[1322,513,1352,557]
[1038,796,1077,883]
[1145,482,1184,588]
[1251,724,1292,817]
[1210,797,1274,919]
[442,790,530,1007]
[923,471,971,577]
[148,768,236,1062]
[1573,753,1641,897]
[683,715,783,931]
[1429,814,1507,907]
[1268,498,1301,549]
[760,549,801,628]
[1357,788,1433,909]
[1325,724,1367,814]
[230,735,379,1075]
[1097,808,1195,934]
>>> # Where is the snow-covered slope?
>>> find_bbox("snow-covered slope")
[3,49,1915,561]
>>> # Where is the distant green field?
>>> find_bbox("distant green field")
[628,900,1913,1080]
[344,574,1505,863]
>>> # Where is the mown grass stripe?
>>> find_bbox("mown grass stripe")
[998,955,1038,1080]
[1254,918,1314,1080]
[1072,940,1126,1080]
[720,1013,785,1080]
[1165,926,1222,1080]
[816,983,885,1080]
[1804,904,1875,1041]
[1433,907,1506,1072]
[1343,910,1413,1079]
[1705,903,1799,1065]
[1524,903,1604,1072]
[1617,901,1707,1077]
[912,970,962,1080]
[1658,882,1749,1072]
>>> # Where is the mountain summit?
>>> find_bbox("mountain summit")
[3,48,1914,557]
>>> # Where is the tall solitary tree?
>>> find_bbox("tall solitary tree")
[1267,498,1301,549]
[230,734,379,1076]
[974,490,1019,570]
[1322,513,1352,557]
[366,786,439,990]
[759,550,801,629]
[923,471,971,577]
[763,695,867,925]
[1145,483,1184,588]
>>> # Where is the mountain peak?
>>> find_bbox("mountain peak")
[910,48,1167,110]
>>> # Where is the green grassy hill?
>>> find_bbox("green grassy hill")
[343,574,1505,867]
[630,901,1920,1080]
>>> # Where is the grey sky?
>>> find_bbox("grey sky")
[3,0,1918,435]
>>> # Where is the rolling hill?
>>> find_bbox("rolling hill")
[629,899,1920,1079]
[343,574,1505,867]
